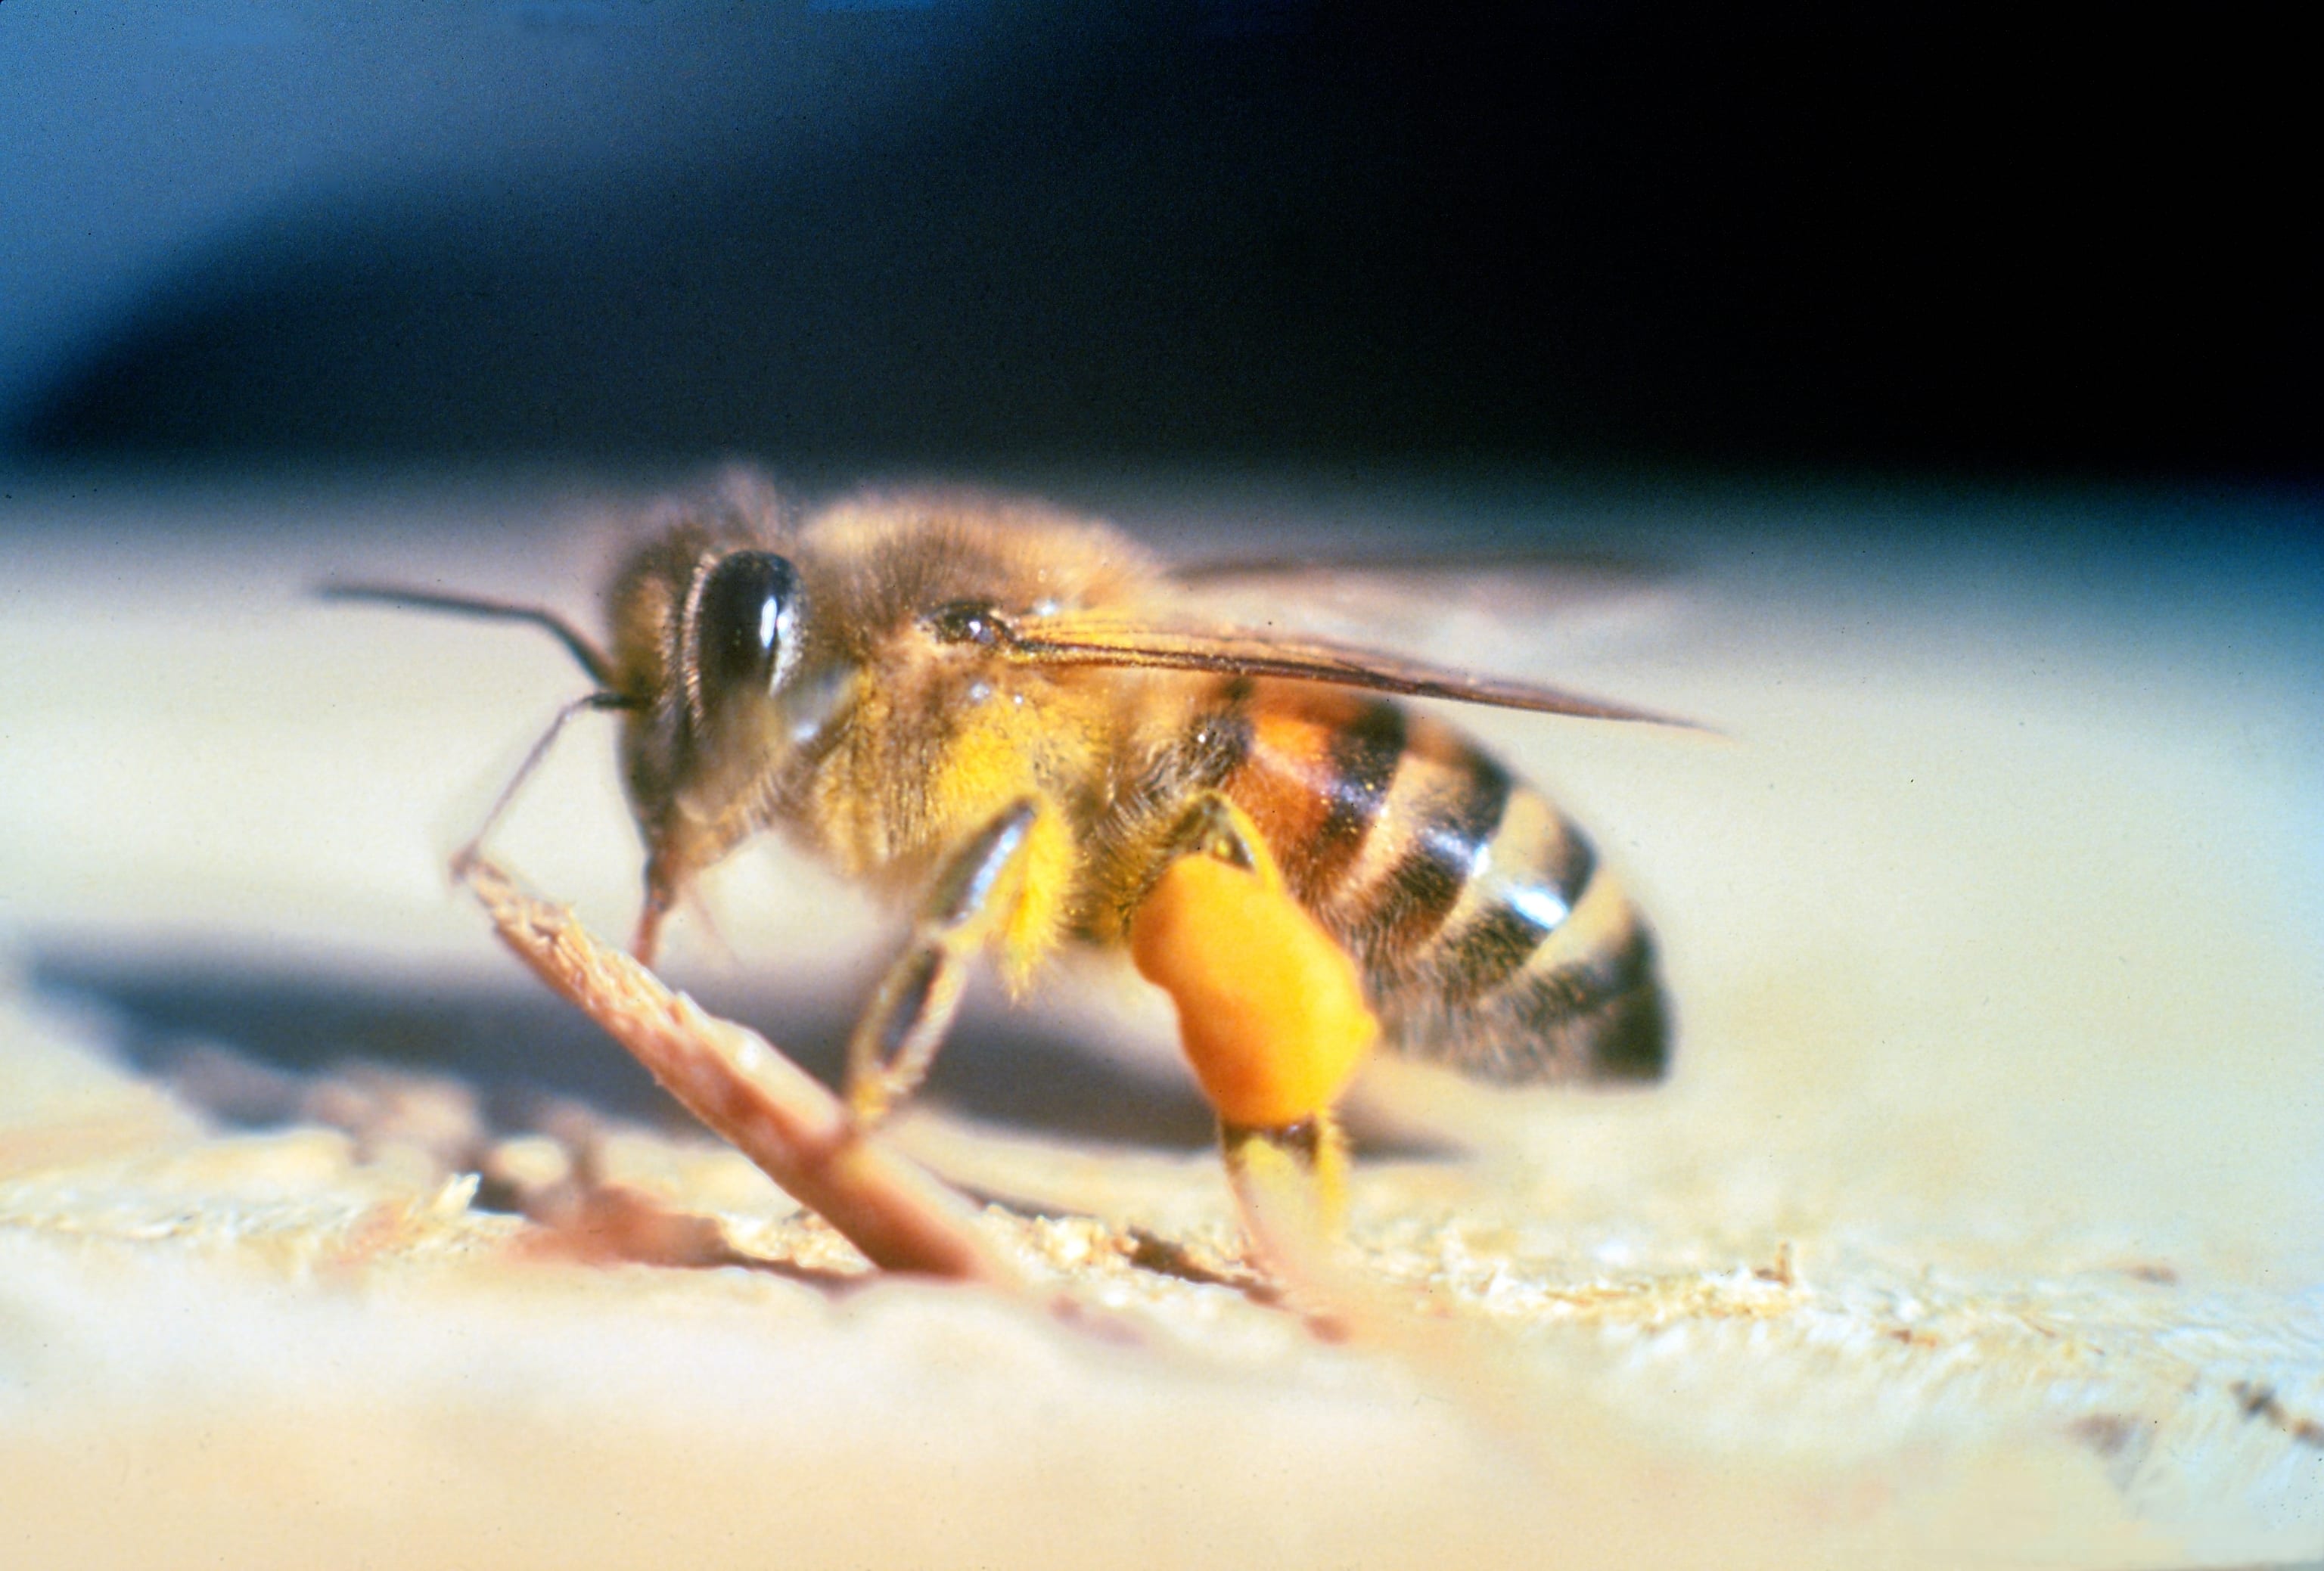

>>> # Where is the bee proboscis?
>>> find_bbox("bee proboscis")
[332,473,1686,1219]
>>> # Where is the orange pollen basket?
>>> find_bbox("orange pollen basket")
[1128,852,1379,1130]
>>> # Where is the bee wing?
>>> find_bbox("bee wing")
[1170,544,1671,595]
[1164,545,1684,661]
[1003,613,1701,727]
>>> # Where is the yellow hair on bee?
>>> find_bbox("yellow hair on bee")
[996,806,1076,994]
[923,680,1108,994]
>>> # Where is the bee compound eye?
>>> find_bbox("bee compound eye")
[695,551,800,703]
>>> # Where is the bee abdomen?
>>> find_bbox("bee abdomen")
[1408,847,1670,1085]
[1218,685,1668,1086]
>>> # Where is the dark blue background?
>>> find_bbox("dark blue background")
[4,4,2312,481]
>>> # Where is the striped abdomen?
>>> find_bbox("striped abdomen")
[1195,679,1667,1085]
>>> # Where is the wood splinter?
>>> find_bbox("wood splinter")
[460,855,1026,1292]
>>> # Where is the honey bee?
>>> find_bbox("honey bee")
[334,473,1682,1216]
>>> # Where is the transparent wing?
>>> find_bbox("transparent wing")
[1171,543,1672,594]
[1163,545,1685,660]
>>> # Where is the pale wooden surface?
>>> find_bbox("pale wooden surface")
[2,468,2319,1566]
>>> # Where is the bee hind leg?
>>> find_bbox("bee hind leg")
[845,797,1049,1126]
[1219,1114,1351,1240]
[1128,794,1378,1239]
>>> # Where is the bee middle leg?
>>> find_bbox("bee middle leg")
[1129,794,1378,1236]
[845,797,1047,1126]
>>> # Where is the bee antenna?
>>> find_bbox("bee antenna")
[319,582,620,691]
[450,688,638,878]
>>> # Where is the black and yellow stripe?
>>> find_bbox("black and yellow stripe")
[1176,678,1667,1086]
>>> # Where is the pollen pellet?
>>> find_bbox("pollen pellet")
[1129,852,1378,1129]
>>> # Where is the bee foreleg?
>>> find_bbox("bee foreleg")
[1129,794,1377,1237]
[845,797,1047,1126]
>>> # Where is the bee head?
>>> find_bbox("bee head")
[607,534,840,960]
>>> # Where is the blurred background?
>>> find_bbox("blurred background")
[2,2,2313,482]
